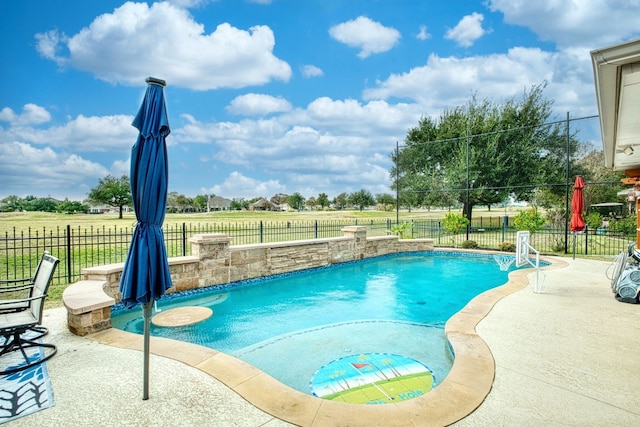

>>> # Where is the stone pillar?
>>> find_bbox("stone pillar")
[342,226,368,259]
[189,233,232,287]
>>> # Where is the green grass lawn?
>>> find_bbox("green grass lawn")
[0,206,522,232]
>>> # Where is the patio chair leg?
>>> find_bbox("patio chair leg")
[0,331,57,375]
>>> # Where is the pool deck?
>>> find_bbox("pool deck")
[9,256,640,426]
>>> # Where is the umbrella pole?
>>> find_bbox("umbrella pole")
[573,233,576,260]
[143,301,152,400]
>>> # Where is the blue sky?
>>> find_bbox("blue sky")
[1,1,639,202]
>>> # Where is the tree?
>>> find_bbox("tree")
[317,193,330,209]
[175,194,193,212]
[349,189,375,211]
[57,199,89,214]
[333,193,348,210]
[270,193,289,205]
[375,193,395,211]
[87,175,132,219]
[306,197,317,210]
[230,198,249,210]
[193,194,208,212]
[0,195,24,212]
[393,84,584,222]
[288,192,305,211]
[376,193,395,205]
[576,150,625,210]
[23,196,57,212]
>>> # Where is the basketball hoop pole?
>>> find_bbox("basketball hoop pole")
[516,231,542,292]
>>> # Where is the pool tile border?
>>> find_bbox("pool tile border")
[88,252,566,427]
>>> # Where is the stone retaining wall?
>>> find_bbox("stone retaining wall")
[63,226,434,335]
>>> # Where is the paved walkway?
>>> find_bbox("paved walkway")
[8,257,640,426]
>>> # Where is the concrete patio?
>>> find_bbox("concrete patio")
[8,256,640,426]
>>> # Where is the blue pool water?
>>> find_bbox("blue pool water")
[112,252,522,394]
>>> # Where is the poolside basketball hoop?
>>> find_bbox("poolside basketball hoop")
[493,254,515,271]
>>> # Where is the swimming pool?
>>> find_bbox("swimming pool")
[112,251,522,403]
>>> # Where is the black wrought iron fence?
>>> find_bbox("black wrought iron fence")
[1,217,631,286]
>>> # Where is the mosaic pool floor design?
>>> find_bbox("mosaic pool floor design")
[310,353,435,404]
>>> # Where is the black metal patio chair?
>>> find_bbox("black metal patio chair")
[0,252,59,375]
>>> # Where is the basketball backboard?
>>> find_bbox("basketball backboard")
[516,231,530,267]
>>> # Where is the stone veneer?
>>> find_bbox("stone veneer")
[63,226,433,336]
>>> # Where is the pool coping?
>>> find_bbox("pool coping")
[87,251,566,427]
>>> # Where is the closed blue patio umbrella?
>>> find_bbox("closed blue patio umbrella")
[120,77,173,400]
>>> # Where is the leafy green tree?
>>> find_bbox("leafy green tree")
[174,194,192,212]
[230,198,249,210]
[576,150,625,210]
[393,84,584,222]
[193,194,208,212]
[306,196,317,210]
[23,196,58,212]
[333,193,348,210]
[288,192,306,211]
[376,193,395,205]
[317,193,330,209]
[0,195,24,212]
[349,189,375,211]
[87,175,132,219]
[270,193,289,205]
[57,199,89,213]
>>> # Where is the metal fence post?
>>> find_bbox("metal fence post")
[259,221,263,243]
[585,225,589,255]
[502,216,508,242]
[314,220,318,239]
[182,222,187,256]
[66,224,72,283]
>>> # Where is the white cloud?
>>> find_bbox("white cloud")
[35,2,291,90]
[417,25,431,41]
[445,12,486,48]
[204,171,285,199]
[226,94,292,116]
[110,159,130,176]
[329,16,401,58]
[166,0,213,7]
[0,104,52,126]
[364,48,553,109]
[0,141,109,199]
[2,114,137,152]
[301,65,324,78]
[488,0,640,48]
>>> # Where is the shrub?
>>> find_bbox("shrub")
[390,222,413,239]
[442,212,470,235]
[584,212,602,230]
[513,208,546,233]
[499,241,516,252]
[460,240,478,249]
[608,216,636,235]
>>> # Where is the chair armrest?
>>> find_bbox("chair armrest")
[0,293,46,306]
[0,283,34,293]
[0,278,32,285]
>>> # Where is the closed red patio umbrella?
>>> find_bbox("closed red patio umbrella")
[570,176,585,232]
[570,176,585,259]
